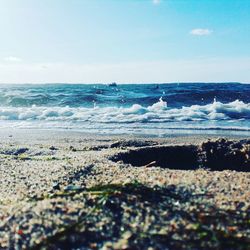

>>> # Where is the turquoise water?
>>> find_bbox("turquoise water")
[0,83,249,136]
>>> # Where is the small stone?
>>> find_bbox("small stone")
[64,185,83,192]
[69,146,76,152]
[52,182,60,190]
[49,146,58,150]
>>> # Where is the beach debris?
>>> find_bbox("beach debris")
[144,160,157,168]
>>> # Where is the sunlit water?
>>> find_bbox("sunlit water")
[0,83,249,136]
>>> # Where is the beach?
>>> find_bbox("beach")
[1,0,250,248]
[0,130,249,249]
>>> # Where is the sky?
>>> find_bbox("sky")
[0,0,249,83]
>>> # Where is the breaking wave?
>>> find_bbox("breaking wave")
[0,99,249,123]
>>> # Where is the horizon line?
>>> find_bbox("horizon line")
[0,81,248,85]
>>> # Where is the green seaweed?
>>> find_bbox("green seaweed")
[18,153,31,160]
[44,156,60,161]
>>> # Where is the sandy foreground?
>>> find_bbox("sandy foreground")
[0,129,249,249]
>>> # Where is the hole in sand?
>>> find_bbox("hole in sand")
[111,139,250,171]
[112,145,198,170]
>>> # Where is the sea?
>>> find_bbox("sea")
[0,83,249,137]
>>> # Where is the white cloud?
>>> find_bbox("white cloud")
[190,28,213,36]
[152,0,161,5]
[4,56,22,62]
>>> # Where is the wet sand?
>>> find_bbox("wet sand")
[0,130,249,249]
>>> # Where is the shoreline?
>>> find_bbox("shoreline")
[0,127,249,142]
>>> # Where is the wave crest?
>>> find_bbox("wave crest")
[0,99,249,123]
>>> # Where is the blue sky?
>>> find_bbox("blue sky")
[0,0,249,83]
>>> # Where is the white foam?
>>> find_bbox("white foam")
[0,99,249,125]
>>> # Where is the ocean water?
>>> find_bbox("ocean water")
[0,83,249,136]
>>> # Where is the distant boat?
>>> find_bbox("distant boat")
[108,82,117,87]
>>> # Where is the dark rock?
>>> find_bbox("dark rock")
[49,146,58,151]
[69,146,76,152]
[52,182,60,190]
